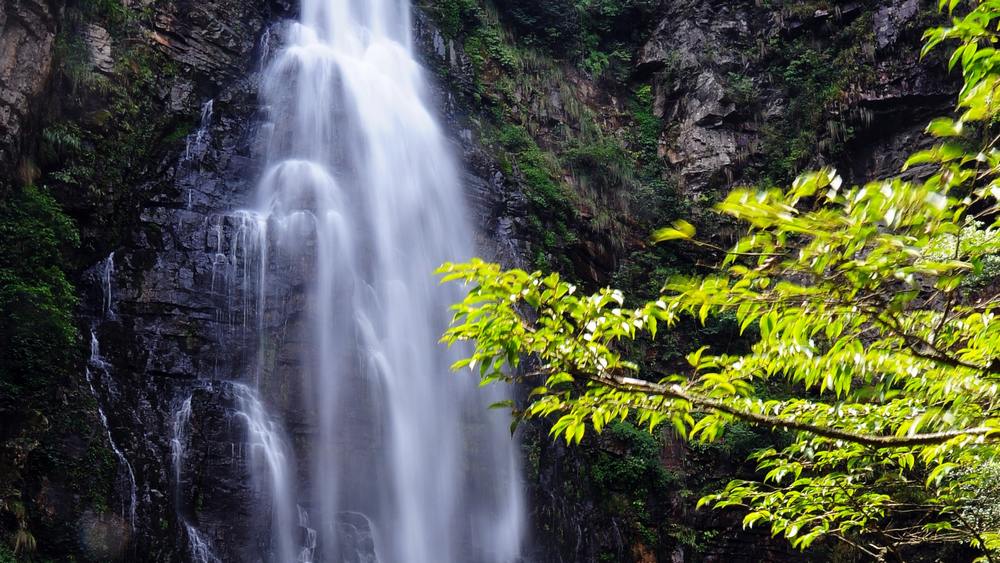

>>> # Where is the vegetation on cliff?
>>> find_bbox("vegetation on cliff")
[0,184,79,558]
[443,2,1000,560]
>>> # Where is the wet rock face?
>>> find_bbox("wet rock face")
[412,9,532,271]
[0,0,56,175]
[103,73,269,560]
[28,0,282,559]
[151,0,287,80]
[639,0,955,194]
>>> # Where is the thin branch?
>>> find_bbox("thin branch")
[576,369,995,448]
[864,306,1000,376]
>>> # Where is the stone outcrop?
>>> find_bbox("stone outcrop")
[637,1,758,192]
[150,0,284,79]
[83,24,113,73]
[639,0,955,195]
[0,0,56,176]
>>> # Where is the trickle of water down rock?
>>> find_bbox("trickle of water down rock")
[175,1,525,561]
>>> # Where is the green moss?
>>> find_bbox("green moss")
[420,0,481,38]
[77,438,116,514]
[164,121,197,144]
[725,72,759,109]
[0,183,83,558]
[591,422,673,495]
[483,123,580,271]
[488,0,659,74]
[492,0,584,57]
[77,0,134,30]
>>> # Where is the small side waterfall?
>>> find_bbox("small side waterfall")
[185,522,221,563]
[182,99,215,209]
[298,505,319,563]
[100,252,115,319]
[85,331,137,530]
[232,383,299,562]
[185,99,214,163]
[170,395,193,501]
[84,252,136,536]
[171,391,223,563]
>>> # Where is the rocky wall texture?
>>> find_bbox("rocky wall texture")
[0,0,57,174]
[0,0,283,556]
[640,0,955,196]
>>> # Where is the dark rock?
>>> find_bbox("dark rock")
[0,0,56,175]
[639,0,954,194]
[875,0,921,50]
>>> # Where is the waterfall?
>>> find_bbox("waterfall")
[171,390,224,563]
[100,252,115,319]
[218,0,526,560]
[298,505,318,563]
[185,99,214,162]
[182,99,215,209]
[185,522,221,563]
[232,383,300,562]
[85,331,137,530]
[170,395,193,502]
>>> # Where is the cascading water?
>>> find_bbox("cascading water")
[232,383,299,562]
[85,331,137,530]
[171,388,225,563]
[210,0,526,560]
[185,99,214,163]
[83,252,136,534]
[182,99,214,209]
[101,252,116,319]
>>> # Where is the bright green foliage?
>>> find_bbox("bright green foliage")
[440,4,1000,559]
[0,184,79,398]
[0,184,79,556]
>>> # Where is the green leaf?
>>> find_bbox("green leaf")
[651,220,696,243]
[926,117,964,137]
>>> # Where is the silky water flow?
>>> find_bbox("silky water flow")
[175,1,525,561]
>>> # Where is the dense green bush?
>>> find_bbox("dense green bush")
[0,184,79,399]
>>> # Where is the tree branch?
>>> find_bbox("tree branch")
[576,370,994,448]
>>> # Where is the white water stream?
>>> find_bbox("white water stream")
[85,331,137,530]
[239,0,525,560]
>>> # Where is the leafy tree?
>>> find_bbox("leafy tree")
[440,2,1000,560]
[0,183,79,398]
